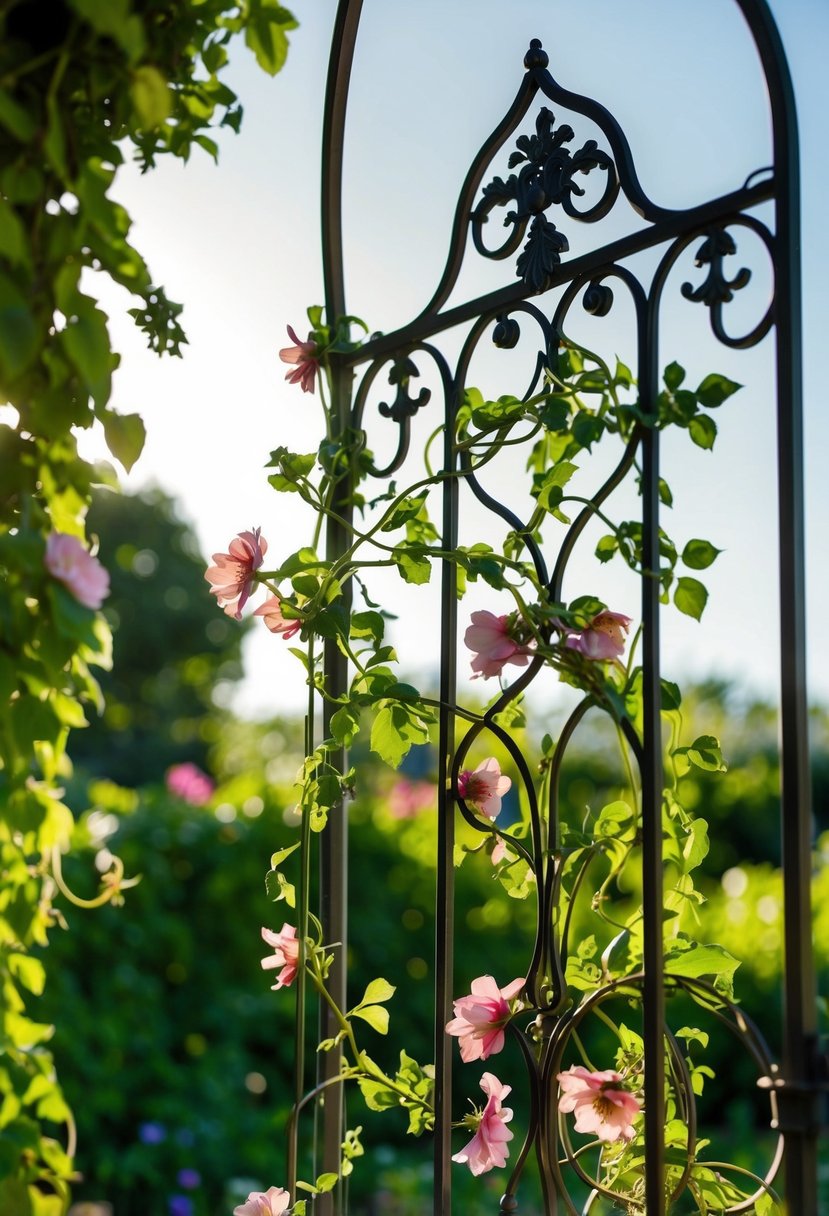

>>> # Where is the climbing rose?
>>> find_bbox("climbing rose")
[457,758,511,819]
[44,532,109,610]
[446,975,524,1062]
[165,763,214,806]
[464,610,531,679]
[565,610,632,660]
[452,1072,514,1175]
[261,924,299,990]
[279,324,319,394]
[233,1187,291,1216]
[254,595,301,639]
[204,527,266,620]
[556,1065,641,1143]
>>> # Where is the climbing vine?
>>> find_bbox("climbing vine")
[0,2,295,1209]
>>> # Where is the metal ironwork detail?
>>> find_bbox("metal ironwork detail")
[474,101,617,291]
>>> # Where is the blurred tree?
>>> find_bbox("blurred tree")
[68,486,247,786]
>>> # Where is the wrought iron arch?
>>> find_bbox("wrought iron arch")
[303,2,823,1212]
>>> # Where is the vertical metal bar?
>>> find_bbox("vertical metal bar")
[734,3,819,1205]
[434,381,459,1216]
[640,297,665,1215]
[319,4,363,1211]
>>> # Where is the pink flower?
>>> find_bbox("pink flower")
[388,779,436,819]
[261,924,299,989]
[165,763,214,806]
[557,1065,641,1143]
[204,528,267,620]
[464,610,531,679]
[279,324,319,394]
[564,610,632,660]
[457,758,511,820]
[490,836,508,865]
[446,975,524,1062]
[233,1187,291,1216]
[452,1072,514,1175]
[44,532,109,610]
[254,595,301,639]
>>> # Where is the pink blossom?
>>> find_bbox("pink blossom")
[565,610,632,661]
[464,610,531,679]
[204,528,267,620]
[557,1065,641,1143]
[457,758,511,820]
[490,836,508,865]
[254,595,301,639]
[279,324,319,394]
[44,532,109,610]
[261,924,299,989]
[388,779,436,819]
[446,975,524,1062]
[233,1187,291,1216]
[165,762,214,806]
[452,1072,514,1175]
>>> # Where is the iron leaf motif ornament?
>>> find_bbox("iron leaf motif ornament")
[473,99,617,293]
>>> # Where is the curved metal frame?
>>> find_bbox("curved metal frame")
[308,2,821,1212]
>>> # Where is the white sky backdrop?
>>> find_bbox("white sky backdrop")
[75,0,829,721]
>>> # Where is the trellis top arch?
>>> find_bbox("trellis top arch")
[320,0,798,363]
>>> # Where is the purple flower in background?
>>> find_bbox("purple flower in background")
[166,763,215,806]
[138,1121,167,1144]
[177,1169,201,1191]
[168,1196,194,1216]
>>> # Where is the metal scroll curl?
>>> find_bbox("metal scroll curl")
[350,344,451,479]
[677,215,775,349]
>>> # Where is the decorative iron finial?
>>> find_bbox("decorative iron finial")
[524,38,548,70]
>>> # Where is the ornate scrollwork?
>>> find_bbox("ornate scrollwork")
[377,355,431,422]
[681,228,751,307]
[677,220,774,349]
[472,105,618,292]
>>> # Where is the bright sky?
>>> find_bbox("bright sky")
[77,0,829,720]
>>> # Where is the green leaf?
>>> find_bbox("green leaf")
[674,576,708,621]
[265,869,296,908]
[0,197,28,266]
[681,538,721,570]
[351,1004,389,1035]
[663,361,685,390]
[0,270,37,381]
[534,460,578,512]
[370,702,431,767]
[688,413,717,449]
[61,302,113,409]
[356,1074,397,1112]
[358,978,395,1006]
[314,1173,339,1195]
[595,534,618,563]
[594,800,637,843]
[102,411,146,472]
[696,373,741,408]
[664,942,740,982]
[130,66,172,128]
[687,734,727,772]
[330,703,360,747]
[270,842,300,868]
[245,0,298,75]
[0,88,37,142]
[393,549,431,585]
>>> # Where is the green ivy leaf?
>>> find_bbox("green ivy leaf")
[130,66,172,128]
[696,373,741,408]
[370,702,431,766]
[0,270,38,381]
[244,0,298,76]
[393,549,431,585]
[663,361,685,390]
[101,411,146,472]
[681,538,721,570]
[674,576,708,621]
[351,1004,389,1035]
[61,302,113,410]
[688,413,717,449]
